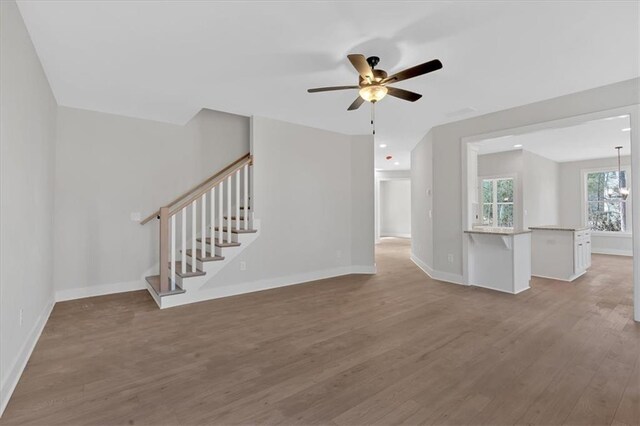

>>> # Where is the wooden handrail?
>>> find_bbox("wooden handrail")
[141,153,252,225]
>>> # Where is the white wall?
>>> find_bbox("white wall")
[477,149,561,229]
[201,116,375,292]
[375,169,410,241]
[412,78,639,291]
[380,180,411,238]
[523,150,560,228]
[410,132,433,270]
[53,106,249,299]
[478,150,524,228]
[0,0,57,414]
[559,155,632,255]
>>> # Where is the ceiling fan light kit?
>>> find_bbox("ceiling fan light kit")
[359,85,388,103]
[307,53,443,110]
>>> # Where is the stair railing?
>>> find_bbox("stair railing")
[141,153,253,295]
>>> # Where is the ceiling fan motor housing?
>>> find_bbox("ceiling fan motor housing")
[359,69,388,85]
[366,56,380,69]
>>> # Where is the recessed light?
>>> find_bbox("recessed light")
[622,128,631,132]
[513,144,523,148]
[379,144,387,148]
[394,162,400,166]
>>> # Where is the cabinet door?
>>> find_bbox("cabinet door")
[575,243,584,273]
[585,240,592,268]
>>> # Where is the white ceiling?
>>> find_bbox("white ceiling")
[17,1,640,169]
[473,115,632,162]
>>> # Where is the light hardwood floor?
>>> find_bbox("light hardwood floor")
[2,238,639,425]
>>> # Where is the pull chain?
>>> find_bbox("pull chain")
[371,102,376,135]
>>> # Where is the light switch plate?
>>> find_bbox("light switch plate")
[130,212,141,222]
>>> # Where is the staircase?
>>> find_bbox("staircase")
[141,153,258,308]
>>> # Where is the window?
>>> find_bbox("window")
[585,169,629,232]
[482,178,514,227]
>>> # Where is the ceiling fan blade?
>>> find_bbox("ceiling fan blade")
[307,85,359,93]
[383,59,442,84]
[347,54,374,81]
[387,87,422,102]
[347,96,365,111]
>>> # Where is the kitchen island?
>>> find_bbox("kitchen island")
[464,228,532,294]
[529,225,591,281]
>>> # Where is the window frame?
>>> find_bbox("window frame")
[479,175,516,228]
[582,166,632,236]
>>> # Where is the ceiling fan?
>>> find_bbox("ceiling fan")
[307,54,443,110]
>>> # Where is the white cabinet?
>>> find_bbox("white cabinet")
[465,230,532,294]
[530,227,591,282]
[574,230,591,275]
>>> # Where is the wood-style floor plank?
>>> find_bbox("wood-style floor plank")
[2,238,638,425]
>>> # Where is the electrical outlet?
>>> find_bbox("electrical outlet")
[239,261,247,271]
[19,308,23,327]
[447,254,454,263]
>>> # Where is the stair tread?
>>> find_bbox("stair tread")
[196,237,242,247]
[213,227,257,234]
[184,249,225,262]
[145,275,186,296]
[170,261,206,278]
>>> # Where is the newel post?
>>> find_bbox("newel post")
[159,207,170,293]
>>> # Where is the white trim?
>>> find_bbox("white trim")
[380,233,411,239]
[55,280,146,302]
[1,297,55,417]
[158,264,376,309]
[478,175,517,228]
[471,283,530,295]
[592,248,633,257]
[532,271,587,282]
[411,254,467,286]
[592,231,633,238]
[581,165,632,232]
[411,253,434,277]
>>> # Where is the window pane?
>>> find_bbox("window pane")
[482,180,493,203]
[497,179,513,203]
[482,203,493,225]
[587,171,626,201]
[587,201,625,232]
[497,203,513,227]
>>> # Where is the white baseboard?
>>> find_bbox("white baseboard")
[592,248,633,257]
[410,254,467,286]
[411,254,434,277]
[55,279,146,302]
[380,233,411,239]
[470,282,530,295]
[159,264,376,309]
[1,297,54,417]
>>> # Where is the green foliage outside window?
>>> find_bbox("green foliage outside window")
[586,171,627,232]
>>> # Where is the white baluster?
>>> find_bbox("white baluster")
[244,164,249,230]
[236,170,241,231]
[191,200,196,272]
[201,193,206,259]
[171,215,176,290]
[218,183,223,243]
[227,175,232,242]
[181,208,186,274]
[210,187,215,255]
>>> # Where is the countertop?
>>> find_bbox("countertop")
[528,225,590,232]
[464,228,532,236]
